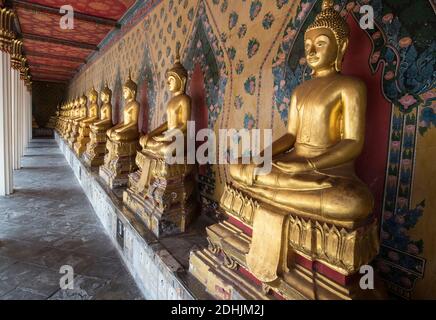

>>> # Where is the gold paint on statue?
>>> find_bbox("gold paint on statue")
[68,95,88,147]
[83,82,114,167]
[190,0,380,300]
[74,87,99,156]
[123,50,197,237]
[99,71,139,189]
[64,99,79,140]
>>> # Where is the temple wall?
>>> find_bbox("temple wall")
[66,0,435,299]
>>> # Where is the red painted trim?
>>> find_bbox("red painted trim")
[226,216,253,237]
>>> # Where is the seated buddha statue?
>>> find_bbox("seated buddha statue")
[83,82,113,167]
[64,99,79,139]
[68,94,88,147]
[123,51,197,237]
[74,87,99,156]
[229,1,373,224]
[106,71,139,143]
[99,71,140,189]
[138,51,191,158]
[190,1,380,299]
[91,82,113,132]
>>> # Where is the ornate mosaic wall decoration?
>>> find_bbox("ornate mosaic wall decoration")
[183,1,228,129]
[66,0,435,299]
[271,0,435,299]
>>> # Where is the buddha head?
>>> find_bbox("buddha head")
[80,94,87,107]
[101,81,112,104]
[123,70,137,100]
[89,86,98,103]
[304,0,350,74]
[166,48,187,94]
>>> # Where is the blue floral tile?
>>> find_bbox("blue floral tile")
[262,12,274,29]
[235,60,244,74]
[234,95,244,109]
[247,38,260,58]
[244,76,256,95]
[249,0,262,21]
[229,12,238,30]
[238,24,247,39]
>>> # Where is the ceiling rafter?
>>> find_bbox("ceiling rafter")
[30,66,74,77]
[25,51,85,63]
[12,0,120,27]
[22,33,98,50]
[30,63,78,72]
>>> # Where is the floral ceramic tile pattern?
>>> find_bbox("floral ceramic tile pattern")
[66,0,436,299]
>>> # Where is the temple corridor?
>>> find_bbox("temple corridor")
[0,0,435,302]
[0,138,143,300]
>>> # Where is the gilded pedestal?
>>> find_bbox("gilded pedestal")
[67,122,80,148]
[99,138,138,189]
[189,185,380,300]
[123,150,197,237]
[83,127,110,167]
[189,0,384,299]
[73,123,91,156]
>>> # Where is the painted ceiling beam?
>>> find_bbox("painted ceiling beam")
[29,63,78,72]
[22,33,98,50]
[25,51,85,63]
[30,69,76,76]
[12,0,120,27]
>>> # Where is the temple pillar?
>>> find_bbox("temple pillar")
[0,7,15,196]
[10,67,19,169]
[10,39,22,170]
[28,89,32,141]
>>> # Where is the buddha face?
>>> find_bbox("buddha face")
[101,92,108,103]
[304,28,338,72]
[89,94,97,103]
[123,87,134,100]
[167,75,180,93]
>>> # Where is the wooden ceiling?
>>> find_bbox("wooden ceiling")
[10,0,136,83]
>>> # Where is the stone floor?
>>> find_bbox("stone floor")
[0,139,144,300]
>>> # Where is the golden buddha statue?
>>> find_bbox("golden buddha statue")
[190,0,380,300]
[138,54,191,157]
[64,99,79,140]
[83,82,114,167]
[123,50,197,237]
[74,87,99,156]
[106,71,139,142]
[68,95,88,147]
[99,71,140,189]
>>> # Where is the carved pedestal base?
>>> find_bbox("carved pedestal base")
[73,124,91,156]
[123,151,197,238]
[99,139,138,189]
[189,185,382,300]
[83,129,108,167]
[68,123,80,148]
[63,122,72,140]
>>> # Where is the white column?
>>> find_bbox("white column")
[28,90,32,141]
[0,51,13,196]
[23,87,28,148]
[18,77,23,159]
[10,68,19,169]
